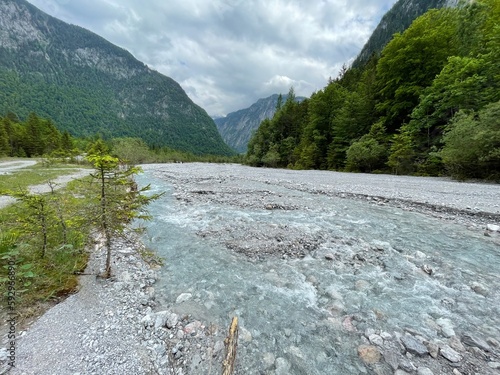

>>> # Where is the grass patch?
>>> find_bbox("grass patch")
[0,159,89,192]
[0,177,96,314]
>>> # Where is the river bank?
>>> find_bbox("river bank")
[2,163,499,374]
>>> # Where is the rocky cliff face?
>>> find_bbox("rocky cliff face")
[0,0,234,155]
[215,94,304,154]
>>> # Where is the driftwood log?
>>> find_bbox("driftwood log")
[222,316,239,375]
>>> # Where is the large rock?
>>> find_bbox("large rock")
[400,335,429,356]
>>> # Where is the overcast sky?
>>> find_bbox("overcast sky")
[27,0,398,117]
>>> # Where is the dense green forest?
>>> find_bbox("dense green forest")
[0,112,75,157]
[246,0,500,179]
[352,0,448,68]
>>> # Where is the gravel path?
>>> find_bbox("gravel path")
[2,163,499,375]
[0,165,91,210]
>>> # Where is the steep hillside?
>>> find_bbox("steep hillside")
[0,0,234,155]
[215,94,304,153]
[352,0,450,68]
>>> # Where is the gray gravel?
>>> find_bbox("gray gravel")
[2,163,499,375]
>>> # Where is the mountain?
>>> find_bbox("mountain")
[352,0,452,68]
[214,94,304,153]
[0,0,234,155]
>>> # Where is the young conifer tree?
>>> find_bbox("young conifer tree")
[86,139,161,278]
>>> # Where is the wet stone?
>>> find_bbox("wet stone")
[369,334,384,347]
[425,341,439,358]
[440,345,462,363]
[400,335,429,357]
[382,350,399,370]
[488,362,500,369]
[417,367,434,375]
[462,334,491,352]
[358,345,382,364]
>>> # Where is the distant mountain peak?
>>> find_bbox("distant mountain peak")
[215,94,304,153]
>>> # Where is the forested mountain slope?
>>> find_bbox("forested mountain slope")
[352,0,453,67]
[214,94,305,153]
[0,0,234,155]
[247,0,499,179]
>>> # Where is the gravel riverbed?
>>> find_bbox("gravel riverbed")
[2,163,499,375]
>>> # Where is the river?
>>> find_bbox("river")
[136,163,500,375]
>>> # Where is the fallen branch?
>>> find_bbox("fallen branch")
[222,316,238,375]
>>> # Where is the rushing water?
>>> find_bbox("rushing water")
[136,167,500,374]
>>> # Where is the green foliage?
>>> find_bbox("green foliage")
[345,122,388,173]
[0,0,234,156]
[86,140,162,277]
[245,0,499,179]
[375,8,459,132]
[0,112,76,157]
[353,0,448,67]
[440,101,500,179]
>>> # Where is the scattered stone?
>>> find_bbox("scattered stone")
[369,334,384,347]
[440,345,462,363]
[414,251,427,259]
[395,371,411,375]
[399,358,417,373]
[154,311,169,330]
[355,280,371,290]
[436,318,455,337]
[0,348,7,361]
[486,224,500,232]
[448,336,465,352]
[325,253,335,260]
[175,293,193,304]
[425,341,439,358]
[417,367,434,375]
[487,337,500,348]
[262,352,275,369]
[421,264,433,275]
[400,335,429,356]
[275,357,291,375]
[488,362,500,369]
[462,334,491,352]
[453,369,463,375]
[380,331,392,341]
[471,282,489,296]
[382,350,399,370]
[358,345,381,364]
[166,313,179,329]
[239,327,252,343]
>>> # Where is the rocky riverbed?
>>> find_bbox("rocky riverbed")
[2,163,500,375]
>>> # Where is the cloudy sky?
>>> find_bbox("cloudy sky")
[27,0,398,117]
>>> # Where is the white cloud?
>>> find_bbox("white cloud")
[27,0,398,116]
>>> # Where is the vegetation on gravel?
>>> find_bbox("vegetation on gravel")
[0,141,160,316]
